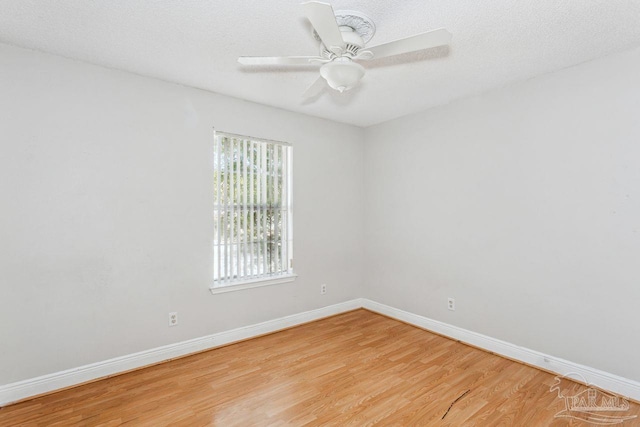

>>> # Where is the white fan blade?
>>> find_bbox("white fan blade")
[302,1,345,55]
[302,77,326,99]
[238,56,323,66]
[367,28,452,59]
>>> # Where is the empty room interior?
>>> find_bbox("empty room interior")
[2,1,640,425]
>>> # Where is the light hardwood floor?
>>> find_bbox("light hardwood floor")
[1,309,638,426]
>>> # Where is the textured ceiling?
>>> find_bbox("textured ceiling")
[1,1,640,127]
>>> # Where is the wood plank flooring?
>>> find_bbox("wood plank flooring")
[1,309,639,426]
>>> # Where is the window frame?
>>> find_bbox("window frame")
[210,130,296,294]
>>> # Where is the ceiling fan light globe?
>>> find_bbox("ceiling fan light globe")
[320,58,365,92]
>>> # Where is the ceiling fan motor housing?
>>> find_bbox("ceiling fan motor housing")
[316,10,375,59]
[319,28,365,59]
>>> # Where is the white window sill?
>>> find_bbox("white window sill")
[209,274,297,294]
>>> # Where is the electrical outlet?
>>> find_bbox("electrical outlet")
[169,312,178,326]
[320,284,327,295]
[447,298,455,311]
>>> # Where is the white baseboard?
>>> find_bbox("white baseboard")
[361,298,640,401]
[3,297,639,407]
[0,298,364,407]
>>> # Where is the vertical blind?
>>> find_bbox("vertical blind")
[213,131,293,286]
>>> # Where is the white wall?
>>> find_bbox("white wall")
[364,46,640,381]
[0,43,365,385]
[4,37,640,391]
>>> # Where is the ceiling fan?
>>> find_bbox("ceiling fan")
[238,1,452,98]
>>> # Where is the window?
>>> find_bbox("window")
[211,131,294,292]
